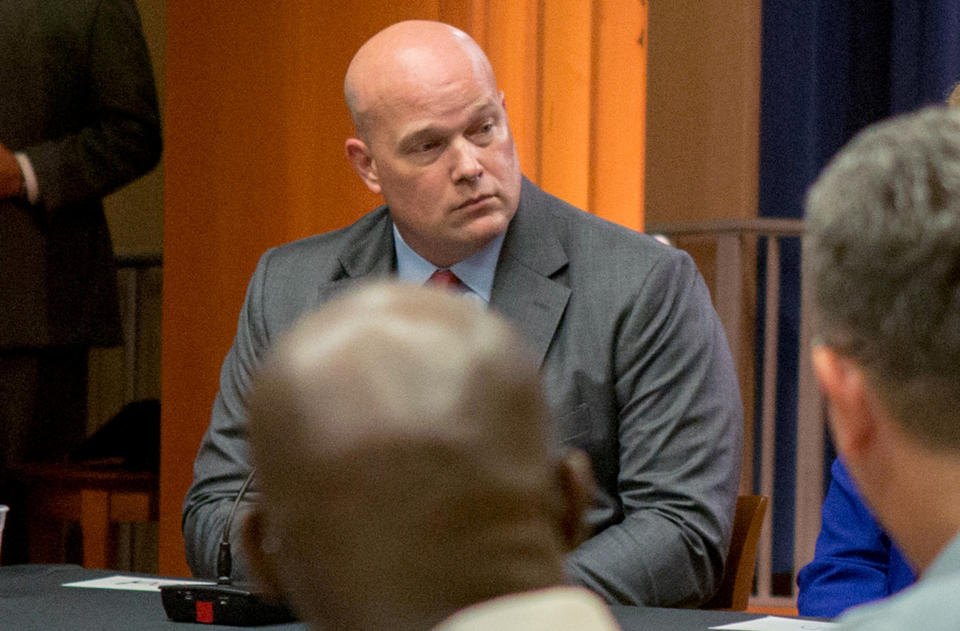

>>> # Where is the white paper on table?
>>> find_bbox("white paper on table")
[710,615,840,631]
[62,575,214,592]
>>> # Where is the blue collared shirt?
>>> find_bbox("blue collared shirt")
[393,224,505,304]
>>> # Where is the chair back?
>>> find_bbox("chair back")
[702,494,769,610]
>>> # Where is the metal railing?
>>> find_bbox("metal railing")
[115,253,162,405]
[646,218,822,608]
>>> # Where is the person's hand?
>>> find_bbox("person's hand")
[0,143,24,199]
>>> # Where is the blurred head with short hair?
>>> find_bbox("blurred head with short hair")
[242,282,593,631]
[805,106,960,581]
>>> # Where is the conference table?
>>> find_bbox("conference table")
[0,565,778,630]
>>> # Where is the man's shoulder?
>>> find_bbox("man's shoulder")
[239,205,392,336]
[516,179,690,274]
[257,205,391,272]
[520,180,644,237]
[838,568,960,630]
[433,587,622,631]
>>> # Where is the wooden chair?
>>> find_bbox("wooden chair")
[15,462,158,569]
[702,494,769,611]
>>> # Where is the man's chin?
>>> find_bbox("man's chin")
[462,218,511,247]
[433,226,508,266]
[463,205,514,236]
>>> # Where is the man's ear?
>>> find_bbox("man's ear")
[240,509,285,601]
[345,138,381,195]
[555,448,596,550]
[811,344,875,460]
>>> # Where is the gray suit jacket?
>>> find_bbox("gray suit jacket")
[183,179,743,607]
[0,0,161,348]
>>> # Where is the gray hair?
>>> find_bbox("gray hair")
[246,283,564,625]
[804,106,960,449]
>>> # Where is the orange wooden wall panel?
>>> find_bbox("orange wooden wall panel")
[478,2,541,181]
[591,0,647,230]
[161,2,647,576]
[161,0,448,577]
[439,0,482,37]
[540,0,594,210]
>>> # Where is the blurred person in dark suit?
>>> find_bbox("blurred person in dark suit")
[0,0,161,563]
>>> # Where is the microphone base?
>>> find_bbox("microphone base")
[160,582,296,626]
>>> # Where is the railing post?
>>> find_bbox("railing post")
[756,235,781,602]
[793,256,824,581]
[121,268,139,403]
[715,233,743,369]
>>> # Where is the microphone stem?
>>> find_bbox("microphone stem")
[216,468,257,585]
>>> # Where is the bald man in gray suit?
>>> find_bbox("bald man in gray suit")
[184,20,741,607]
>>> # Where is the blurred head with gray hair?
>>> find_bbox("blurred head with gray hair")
[805,106,960,450]
[240,282,594,631]
[805,106,960,583]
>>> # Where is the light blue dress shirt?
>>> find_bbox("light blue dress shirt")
[392,224,505,304]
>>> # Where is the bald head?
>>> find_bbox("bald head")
[341,20,522,269]
[344,21,495,140]
[244,283,590,631]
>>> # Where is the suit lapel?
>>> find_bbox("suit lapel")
[490,180,570,367]
[317,207,396,305]
[315,193,571,369]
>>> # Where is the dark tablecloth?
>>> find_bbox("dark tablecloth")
[0,565,766,630]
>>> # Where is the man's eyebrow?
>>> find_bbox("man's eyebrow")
[397,101,500,148]
[398,125,447,149]
[471,101,500,118]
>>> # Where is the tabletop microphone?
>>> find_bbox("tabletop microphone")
[160,469,296,626]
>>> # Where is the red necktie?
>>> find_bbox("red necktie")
[427,269,465,292]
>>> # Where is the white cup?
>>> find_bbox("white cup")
[0,504,8,561]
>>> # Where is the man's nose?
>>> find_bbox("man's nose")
[450,138,483,183]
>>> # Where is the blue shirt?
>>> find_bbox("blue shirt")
[392,224,505,304]
[796,458,916,617]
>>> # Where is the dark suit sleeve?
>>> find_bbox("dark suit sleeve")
[182,251,274,579]
[566,250,743,606]
[22,0,161,210]
[796,459,916,617]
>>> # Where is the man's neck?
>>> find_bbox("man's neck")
[878,446,960,574]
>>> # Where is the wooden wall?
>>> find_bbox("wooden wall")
[645,1,761,227]
[160,1,647,576]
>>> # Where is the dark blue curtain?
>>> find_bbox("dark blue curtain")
[756,0,960,593]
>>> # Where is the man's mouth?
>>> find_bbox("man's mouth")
[455,194,494,210]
